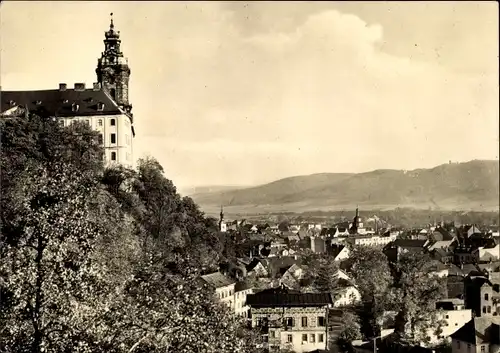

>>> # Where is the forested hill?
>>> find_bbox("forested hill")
[191,160,499,212]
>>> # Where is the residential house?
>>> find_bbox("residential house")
[234,281,254,318]
[450,317,500,353]
[201,272,237,311]
[327,244,350,262]
[345,234,397,247]
[383,239,428,262]
[247,259,270,278]
[464,275,500,317]
[331,279,361,307]
[424,299,472,345]
[478,245,500,263]
[247,286,333,353]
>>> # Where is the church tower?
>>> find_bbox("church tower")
[96,13,132,115]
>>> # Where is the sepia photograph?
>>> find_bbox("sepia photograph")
[0,1,498,353]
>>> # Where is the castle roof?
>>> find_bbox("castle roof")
[1,87,123,118]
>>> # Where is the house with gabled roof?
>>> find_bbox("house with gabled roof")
[247,286,333,353]
[450,317,500,353]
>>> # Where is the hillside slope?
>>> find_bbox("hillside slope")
[191,160,499,212]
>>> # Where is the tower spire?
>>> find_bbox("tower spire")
[110,12,114,29]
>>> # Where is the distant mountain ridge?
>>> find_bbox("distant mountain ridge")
[191,160,499,212]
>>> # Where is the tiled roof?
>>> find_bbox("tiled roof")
[247,287,332,307]
[201,272,236,289]
[1,88,124,118]
[450,318,500,344]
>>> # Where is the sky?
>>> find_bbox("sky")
[1,1,498,189]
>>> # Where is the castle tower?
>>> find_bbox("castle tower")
[96,13,132,115]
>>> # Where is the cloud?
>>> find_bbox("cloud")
[1,2,497,187]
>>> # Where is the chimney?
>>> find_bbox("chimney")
[74,83,86,91]
[59,83,67,91]
[93,82,101,91]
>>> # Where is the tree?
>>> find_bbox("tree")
[104,258,258,353]
[344,246,393,338]
[392,252,447,345]
[302,253,340,292]
[336,311,362,353]
[0,161,114,352]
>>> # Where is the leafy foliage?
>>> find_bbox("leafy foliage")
[392,252,447,345]
[344,246,394,338]
[0,114,257,352]
[336,311,362,353]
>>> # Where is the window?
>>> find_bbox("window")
[97,103,105,111]
[302,334,307,343]
[110,133,116,144]
[86,119,90,126]
[58,120,65,127]
[481,346,485,353]
[110,118,116,126]
[445,315,449,319]
[488,306,492,313]
[71,103,79,112]
[285,317,294,327]
[318,316,326,326]
[98,119,103,127]
[301,317,308,327]
[98,134,103,145]
[287,334,293,343]
[485,294,489,301]
[319,334,324,343]
[111,152,116,161]
[309,334,315,343]
[483,306,487,314]
[270,331,275,338]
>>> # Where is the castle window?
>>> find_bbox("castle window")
[481,346,485,353]
[488,306,492,313]
[287,334,293,343]
[98,134,103,145]
[309,334,315,343]
[98,119,103,127]
[483,306,487,313]
[71,103,79,112]
[86,120,90,126]
[302,334,307,343]
[485,294,489,301]
[110,118,116,126]
[110,133,116,144]
[319,334,324,343]
[111,152,116,161]
[97,103,105,111]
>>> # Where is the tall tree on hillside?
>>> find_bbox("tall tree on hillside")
[344,246,394,338]
[0,160,117,352]
[392,252,447,345]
